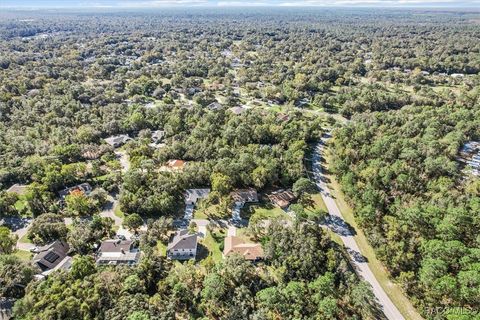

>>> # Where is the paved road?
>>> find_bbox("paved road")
[313,134,405,320]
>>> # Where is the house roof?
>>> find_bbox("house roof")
[229,106,246,115]
[104,134,131,146]
[207,102,223,110]
[231,188,258,203]
[96,239,140,264]
[167,159,186,168]
[167,230,198,251]
[6,184,28,195]
[223,236,264,261]
[185,188,210,204]
[33,240,70,272]
[152,130,165,141]
[99,239,133,253]
[59,183,92,199]
[267,189,296,208]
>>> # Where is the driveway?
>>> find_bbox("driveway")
[184,204,194,220]
[2,217,35,251]
[192,219,209,238]
[114,150,130,173]
[227,225,237,236]
[312,134,405,320]
[232,204,242,220]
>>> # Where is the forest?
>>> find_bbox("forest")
[0,7,479,320]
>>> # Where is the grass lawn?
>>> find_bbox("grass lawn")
[306,193,328,217]
[14,250,33,261]
[156,241,167,257]
[93,174,111,182]
[194,203,228,220]
[199,232,224,262]
[19,232,32,244]
[324,148,423,320]
[14,198,28,212]
[244,202,289,224]
[114,206,125,219]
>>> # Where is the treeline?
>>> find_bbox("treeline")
[331,91,480,317]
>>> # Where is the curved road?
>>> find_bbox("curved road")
[313,134,405,320]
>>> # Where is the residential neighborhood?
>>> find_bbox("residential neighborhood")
[0,5,476,320]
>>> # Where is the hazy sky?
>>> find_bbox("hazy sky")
[1,0,479,8]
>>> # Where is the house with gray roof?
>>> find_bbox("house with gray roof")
[152,130,165,143]
[104,134,131,148]
[33,240,72,278]
[96,239,140,266]
[231,188,258,206]
[167,230,198,260]
[6,184,28,195]
[185,188,210,205]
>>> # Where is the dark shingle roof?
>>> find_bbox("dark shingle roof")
[167,230,198,251]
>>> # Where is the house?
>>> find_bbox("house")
[229,106,246,115]
[223,236,264,261]
[104,134,131,148]
[59,183,92,200]
[167,159,186,170]
[276,113,290,122]
[6,184,28,195]
[167,230,198,260]
[207,102,224,110]
[151,130,165,143]
[267,189,296,208]
[96,239,140,266]
[185,188,210,205]
[231,188,258,206]
[33,240,72,278]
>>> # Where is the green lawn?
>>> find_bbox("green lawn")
[14,250,33,261]
[194,203,228,220]
[114,206,125,219]
[305,193,328,212]
[19,232,32,244]
[244,203,289,224]
[156,241,167,257]
[14,199,28,212]
[324,148,423,320]
[199,232,224,262]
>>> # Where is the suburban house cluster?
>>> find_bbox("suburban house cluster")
[31,238,141,280]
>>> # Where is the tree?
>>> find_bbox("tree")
[0,191,19,216]
[65,190,96,216]
[123,213,143,233]
[211,172,233,195]
[0,226,17,254]
[70,256,96,280]
[27,213,68,245]
[293,177,316,206]
[0,254,36,299]
[24,182,53,217]
[140,217,172,249]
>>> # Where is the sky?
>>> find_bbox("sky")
[1,0,479,8]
